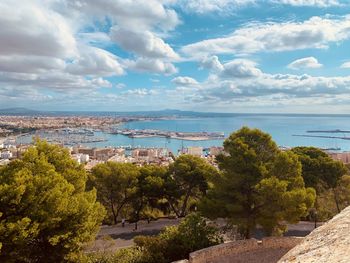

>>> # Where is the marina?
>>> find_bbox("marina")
[12,115,350,153]
[17,128,108,146]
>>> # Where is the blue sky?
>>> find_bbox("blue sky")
[1,0,350,113]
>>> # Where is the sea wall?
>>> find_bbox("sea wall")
[172,237,302,263]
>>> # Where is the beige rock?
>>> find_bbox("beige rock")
[278,206,350,263]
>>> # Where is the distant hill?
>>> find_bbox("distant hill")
[0,108,42,115]
[0,108,235,117]
[0,108,348,118]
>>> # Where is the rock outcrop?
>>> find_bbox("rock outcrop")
[278,206,350,263]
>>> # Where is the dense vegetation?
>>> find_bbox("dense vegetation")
[89,155,216,225]
[1,127,350,262]
[85,213,222,263]
[200,127,315,237]
[0,140,105,262]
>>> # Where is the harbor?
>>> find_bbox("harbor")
[16,128,108,146]
[110,129,225,141]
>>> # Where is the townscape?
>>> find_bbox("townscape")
[2,0,350,262]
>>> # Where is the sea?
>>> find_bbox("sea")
[17,114,350,154]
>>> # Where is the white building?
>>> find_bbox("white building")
[72,153,89,164]
[184,146,203,157]
[3,139,16,149]
[1,151,13,159]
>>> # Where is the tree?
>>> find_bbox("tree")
[317,174,350,220]
[292,147,347,212]
[130,165,166,228]
[90,162,139,225]
[0,140,105,262]
[200,127,315,238]
[165,155,218,217]
[134,213,222,263]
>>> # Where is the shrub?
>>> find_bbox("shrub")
[134,213,223,263]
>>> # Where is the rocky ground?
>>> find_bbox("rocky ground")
[278,206,350,263]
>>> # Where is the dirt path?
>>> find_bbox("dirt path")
[87,219,322,253]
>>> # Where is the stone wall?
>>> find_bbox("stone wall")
[172,237,302,263]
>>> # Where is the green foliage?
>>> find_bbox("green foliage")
[165,155,218,217]
[84,248,143,263]
[317,175,350,220]
[90,162,139,224]
[130,165,167,222]
[0,140,105,262]
[292,146,347,213]
[134,213,223,263]
[200,127,315,238]
[292,146,347,190]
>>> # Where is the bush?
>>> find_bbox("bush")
[134,213,223,263]
[84,248,143,263]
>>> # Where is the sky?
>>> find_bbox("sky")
[1,0,350,113]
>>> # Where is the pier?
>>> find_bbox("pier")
[293,134,350,140]
[110,129,225,141]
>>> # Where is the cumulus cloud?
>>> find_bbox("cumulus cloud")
[61,0,180,32]
[127,58,178,75]
[275,0,341,7]
[200,56,224,71]
[110,27,179,59]
[0,56,65,74]
[200,58,261,78]
[172,76,199,86]
[220,59,262,78]
[177,56,350,108]
[0,72,112,91]
[340,61,350,68]
[0,0,184,107]
[124,88,158,96]
[178,0,255,14]
[0,1,76,58]
[182,16,350,57]
[287,57,323,70]
[67,47,124,77]
[195,73,350,105]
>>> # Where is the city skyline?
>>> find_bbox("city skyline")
[1,0,350,113]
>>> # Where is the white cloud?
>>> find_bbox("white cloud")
[124,88,158,96]
[0,0,184,106]
[110,27,178,59]
[182,16,350,57]
[340,61,350,68]
[220,59,262,78]
[0,0,76,59]
[200,56,224,71]
[172,76,199,86]
[115,83,126,89]
[61,0,180,31]
[67,47,124,77]
[0,55,65,73]
[128,58,178,75]
[200,58,261,78]
[194,72,350,105]
[275,0,341,7]
[177,56,350,109]
[0,71,112,95]
[178,0,255,14]
[287,57,323,70]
